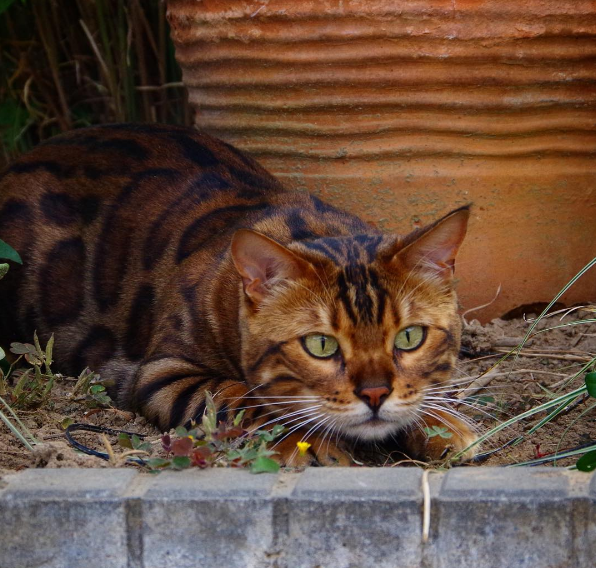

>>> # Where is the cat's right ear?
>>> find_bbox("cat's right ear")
[231,229,314,304]
[387,206,470,281]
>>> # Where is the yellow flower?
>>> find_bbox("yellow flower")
[296,441,311,456]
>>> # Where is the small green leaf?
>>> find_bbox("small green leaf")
[171,456,192,469]
[201,391,217,437]
[585,372,596,398]
[174,426,188,437]
[577,450,596,472]
[270,424,285,437]
[146,457,170,469]
[258,430,276,442]
[0,346,5,360]
[250,456,280,474]
[424,425,453,439]
[0,239,22,264]
[60,417,74,430]
[45,334,54,368]
[131,434,144,449]
[0,263,8,279]
[10,342,35,355]
[233,408,246,426]
[33,331,43,357]
[137,442,152,453]
[118,433,133,449]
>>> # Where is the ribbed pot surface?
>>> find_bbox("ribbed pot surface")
[167,0,596,321]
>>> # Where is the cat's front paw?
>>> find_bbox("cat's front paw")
[406,410,479,463]
[272,432,352,467]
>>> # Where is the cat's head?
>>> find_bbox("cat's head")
[231,206,469,443]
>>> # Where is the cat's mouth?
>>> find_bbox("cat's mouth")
[338,407,419,441]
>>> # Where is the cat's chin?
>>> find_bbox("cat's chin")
[341,418,411,442]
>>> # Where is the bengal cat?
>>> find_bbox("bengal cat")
[0,123,477,465]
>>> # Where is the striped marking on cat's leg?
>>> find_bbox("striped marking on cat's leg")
[132,357,225,430]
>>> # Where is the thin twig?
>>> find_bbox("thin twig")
[100,433,115,464]
[135,82,184,91]
[494,349,592,363]
[456,368,500,400]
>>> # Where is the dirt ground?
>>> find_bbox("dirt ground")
[1,310,595,474]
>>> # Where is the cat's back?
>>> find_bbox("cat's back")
[0,123,285,354]
[0,123,284,216]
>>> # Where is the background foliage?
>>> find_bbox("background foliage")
[0,0,191,164]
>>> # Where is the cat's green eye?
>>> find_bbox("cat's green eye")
[394,325,425,351]
[303,334,339,358]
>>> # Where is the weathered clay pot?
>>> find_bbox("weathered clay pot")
[167,0,596,322]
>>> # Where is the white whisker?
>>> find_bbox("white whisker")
[256,406,322,431]
[231,400,319,412]
[273,413,327,447]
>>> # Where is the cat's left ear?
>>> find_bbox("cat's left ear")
[389,206,470,280]
[231,229,315,304]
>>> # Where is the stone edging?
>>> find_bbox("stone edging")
[0,467,594,568]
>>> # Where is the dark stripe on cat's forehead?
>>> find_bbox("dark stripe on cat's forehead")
[336,272,358,324]
[301,235,383,265]
[346,264,375,324]
[336,264,387,326]
[368,268,388,325]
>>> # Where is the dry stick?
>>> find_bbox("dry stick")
[455,368,570,401]
[100,433,115,464]
[157,0,167,122]
[136,82,185,91]
[573,332,589,348]
[79,19,119,119]
[513,369,569,378]
[456,368,500,401]
[135,0,161,65]
[94,0,123,120]
[33,3,72,130]
[511,347,594,355]
[494,349,592,363]
[131,0,152,121]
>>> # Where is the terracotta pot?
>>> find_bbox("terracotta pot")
[167,0,596,322]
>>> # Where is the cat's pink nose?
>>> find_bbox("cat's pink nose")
[356,386,391,410]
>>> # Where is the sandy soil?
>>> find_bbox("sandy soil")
[1,311,594,474]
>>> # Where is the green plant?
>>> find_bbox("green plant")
[0,0,190,160]
[71,367,114,408]
[118,392,284,474]
[0,239,38,449]
[449,256,596,468]
[424,425,453,440]
[6,332,56,409]
[0,238,22,277]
